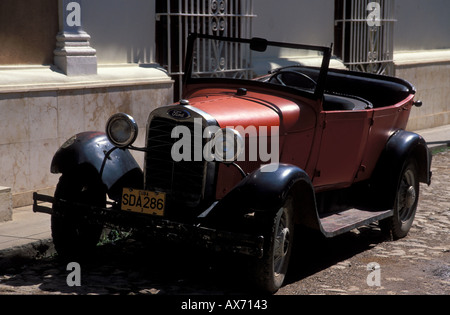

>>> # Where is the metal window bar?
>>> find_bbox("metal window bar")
[335,0,396,75]
[157,0,256,98]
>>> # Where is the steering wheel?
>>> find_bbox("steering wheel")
[269,70,317,89]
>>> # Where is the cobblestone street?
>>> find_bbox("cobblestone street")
[0,150,448,295]
[278,149,450,295]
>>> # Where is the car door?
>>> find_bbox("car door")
[312,109,373,189]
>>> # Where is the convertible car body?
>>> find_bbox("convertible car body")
[34,34,432,293]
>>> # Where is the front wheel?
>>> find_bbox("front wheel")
[51,170,106,259]
[252,196,295,293]
[380,159,419,239]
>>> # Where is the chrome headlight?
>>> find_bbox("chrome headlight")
[213,128,244,163]
[106,113,138,148]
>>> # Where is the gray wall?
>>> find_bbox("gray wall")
[395,0,450,51]
[252,0,335,46]
[82,0,156,64]
[253,0,450,51]
[79,0,450,63]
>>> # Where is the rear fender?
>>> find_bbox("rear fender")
[207,164,321,231]
[372,130,432,205]
[51,132,143,201]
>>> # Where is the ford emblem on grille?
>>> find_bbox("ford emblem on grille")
[168,109,191,119]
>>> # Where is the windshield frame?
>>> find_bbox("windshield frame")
[183,33,332,100]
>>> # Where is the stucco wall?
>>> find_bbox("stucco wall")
[82,0,156,64]
[252,0,335,46]
[395,0,450,51]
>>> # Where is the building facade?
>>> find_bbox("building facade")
[0,0,449,217]
[254,0,450,130]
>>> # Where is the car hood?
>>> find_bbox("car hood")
[185,88,300,132]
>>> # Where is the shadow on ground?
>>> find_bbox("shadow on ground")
[0,224,388,295]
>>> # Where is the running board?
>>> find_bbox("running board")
[319,208,393,238]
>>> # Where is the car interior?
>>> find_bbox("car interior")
[268,66,412,111]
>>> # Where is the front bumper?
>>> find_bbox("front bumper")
[33,193,264,258]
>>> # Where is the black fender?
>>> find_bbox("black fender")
[206,164,321,232]
[372,130,432,206]
[51,132,143,201]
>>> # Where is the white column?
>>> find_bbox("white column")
[54,0,97,76]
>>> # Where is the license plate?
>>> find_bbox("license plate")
[121,188,165,216]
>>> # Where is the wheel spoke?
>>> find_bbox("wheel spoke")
[398,169,417,222]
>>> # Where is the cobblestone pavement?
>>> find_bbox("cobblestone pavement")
[0,150,448,295]
[278,149,450,295]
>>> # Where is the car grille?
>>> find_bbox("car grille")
[145,117,206,207]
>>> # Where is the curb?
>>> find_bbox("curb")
[427,141,450,153]
[0,238,55,271]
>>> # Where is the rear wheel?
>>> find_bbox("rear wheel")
[252,196,295,293]
[380,159,419,239]
[51,170,106,259]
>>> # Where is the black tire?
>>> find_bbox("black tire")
[252,196,295,293]
[51,170,106,259]
[380,159,419,239]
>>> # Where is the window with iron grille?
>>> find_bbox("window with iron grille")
[156,0,256,99]
[334,0,396,75]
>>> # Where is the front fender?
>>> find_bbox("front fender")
[207,164,321,231]
[51,132,143,200]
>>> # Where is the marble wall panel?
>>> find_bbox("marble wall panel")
[0,142,30,194]
[398,63,450,131]
[0,93,29,145]
[107,87,133,115]
[29,139,60,190]
[0,82,173,206]
[28,91,58,142]
[84,88,111,132]
[0,186,12,222]
[57,90,86,140]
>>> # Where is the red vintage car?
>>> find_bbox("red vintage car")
[34,34,432,293]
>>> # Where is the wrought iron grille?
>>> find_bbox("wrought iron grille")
[156,0,256,98]
[334,0,396,75]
